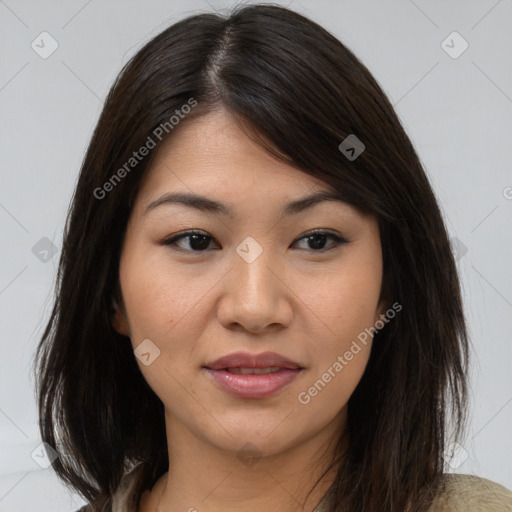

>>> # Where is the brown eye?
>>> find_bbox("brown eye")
[293,230,348,252]
[161,230,218,252]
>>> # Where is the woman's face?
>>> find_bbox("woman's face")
[113,107,386,460]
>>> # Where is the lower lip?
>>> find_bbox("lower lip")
[204,368,302,399]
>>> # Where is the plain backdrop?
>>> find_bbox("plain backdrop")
[1,0,511,510]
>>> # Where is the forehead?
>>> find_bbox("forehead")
[133,108,338,213]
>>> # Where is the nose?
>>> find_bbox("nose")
[216,244,293,334]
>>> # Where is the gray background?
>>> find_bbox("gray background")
[1,0,511,510]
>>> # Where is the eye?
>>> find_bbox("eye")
[160,230,219,252]
[160,229,348,253]
[293,229,348,252]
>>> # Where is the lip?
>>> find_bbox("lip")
[204,351,302,371]
[203,351,304,399]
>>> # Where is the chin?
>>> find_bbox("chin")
[205,417,304,456]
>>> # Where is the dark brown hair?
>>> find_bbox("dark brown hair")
[33,4,469,511]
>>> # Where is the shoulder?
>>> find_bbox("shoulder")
[428,473,512,511]
[74,471,512,512]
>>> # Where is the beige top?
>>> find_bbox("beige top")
[76,462,512,511]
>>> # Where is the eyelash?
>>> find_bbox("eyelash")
[159,229,349,253]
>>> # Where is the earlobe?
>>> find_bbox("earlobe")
[111,298,130,337]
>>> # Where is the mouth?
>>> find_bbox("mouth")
[203,351,304,399]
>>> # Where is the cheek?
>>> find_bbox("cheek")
[120,249,209,342]
[295,292,375,419]
[119,254,203,403]
[296,348,371,412]
[306,257,382,343]
[297,253,381,403]
[119,249,223,400]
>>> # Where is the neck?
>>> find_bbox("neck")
[152,410,346,512]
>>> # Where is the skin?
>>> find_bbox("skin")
[112,106,387,512]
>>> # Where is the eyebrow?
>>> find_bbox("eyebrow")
[144,190,347,218]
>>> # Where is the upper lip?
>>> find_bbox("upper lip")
[204,351,303,370]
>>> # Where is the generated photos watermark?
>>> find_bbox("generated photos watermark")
[297,301,402,405]
[93,97,198,200]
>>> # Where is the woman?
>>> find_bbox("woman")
[34,4,512,511]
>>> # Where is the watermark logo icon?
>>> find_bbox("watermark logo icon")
[450,236,468,262]
[236,442,262,467]
[32,237,58,263]
[236,237,263,264]
[134,338,161,366]
[443,441,469,470]
[441,31,468,59]
[338,134,365,161]
[31,441,59,469]
[31,31,59,59]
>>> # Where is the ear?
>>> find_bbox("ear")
[376,298,389,319]
[374,295,391,327]
[375,277,391,325]
[111,297,130,337]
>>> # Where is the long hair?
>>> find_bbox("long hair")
[33,4,469,511]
